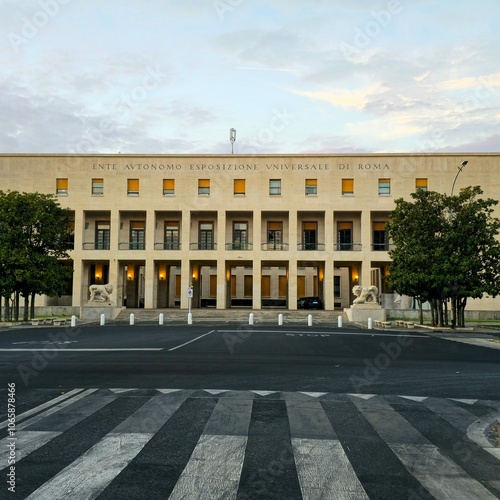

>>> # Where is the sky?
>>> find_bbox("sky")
[0,0,499,155]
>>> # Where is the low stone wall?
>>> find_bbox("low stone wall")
[386,309,500,321]
[32,306,80,317]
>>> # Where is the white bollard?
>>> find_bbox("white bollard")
[337,315,343,328]
[100,313,105,326]
[130,313,135,326]
[278,313,283,326]
[188,313,193,325]
[249,313,254,325]
[368,317,373,330]
[159,313,164,325]
[71,315,76,328]
[307,314,313,326]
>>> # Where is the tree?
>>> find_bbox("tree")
[386,187,500,327]
[0,191,73,321]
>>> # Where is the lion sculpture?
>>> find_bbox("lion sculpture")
[89,283,113,302]
[352,285,379,305]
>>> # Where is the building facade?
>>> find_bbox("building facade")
[2,153,499,313]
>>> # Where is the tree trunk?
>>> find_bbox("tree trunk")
[30,292,36,320]
[14,291,20,322]
[23,294,29,322]
[418,298,423,325]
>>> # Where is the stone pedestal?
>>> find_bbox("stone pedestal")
[344,304,386,322]
[81,302,123,320]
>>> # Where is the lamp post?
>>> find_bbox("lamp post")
[450,160,468,196]
[229,128,236,154]
[449,160,468,329]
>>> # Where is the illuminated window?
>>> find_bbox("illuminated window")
[127,179,139,195]
[163,179,175,195]
[198,179,210,195]
[378,178,391,195]
[209,275,217,297]
[56,178,68,196]
[305,179,317,195]
[269,179,281,195]
[373,222,388,251]
[416,178,428,191]
[342,179,354,195]
[92,178,103,195]
[234,179,246,195]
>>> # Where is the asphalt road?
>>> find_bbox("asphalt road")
[0,323,498,398]
[0,323,499,499]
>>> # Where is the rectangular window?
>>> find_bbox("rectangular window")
[92,178,104,195]
[373,222,387,251]
[164,221,180,249]
[269,179,281,195]
[234,179,245,195]
[130,221,145,249]
[175,275,181,297]
[302,221,317,250]
[56,178,68,196]
[342,179,354,195]
[337,221,353,250]
[416,178,428,191]
[378,178,391,195]
[198,179,210,195]
[267,221,283,249]
[209,275,217,297]
[334,276,341,298]
[261,275,271,297]
[95,221,110,250]
[163,179,175,195]
[305,179,317,195]
[199,222,214,249]
[244,275,253,297]
[233,222,248,250]
[127,179,139,196]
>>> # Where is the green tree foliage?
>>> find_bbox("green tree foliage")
[0,191,73,321]
[386,187,500,327]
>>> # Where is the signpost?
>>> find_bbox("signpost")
[187,286,193,324]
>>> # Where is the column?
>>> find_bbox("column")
[216,259,227,309]
[361,210,372,286]
[288,259,297,310]
[252,259,261,309]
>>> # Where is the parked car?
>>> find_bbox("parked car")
[297,296,323,309]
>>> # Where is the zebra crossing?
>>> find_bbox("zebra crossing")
[1,388,499,499]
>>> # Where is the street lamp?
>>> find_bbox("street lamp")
[450,160,468,196]
[229,128,236,154]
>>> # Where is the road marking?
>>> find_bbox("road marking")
[0,348,163,351]
[169,435,247,499]
[168,330,215,351]
[27,433,153,500]
[351,395,498,500]
[0,388,85,429]
[216,329,430,338]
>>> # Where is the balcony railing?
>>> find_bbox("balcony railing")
[372,243,394,251]
[119,242,146,250]
[190,243,217,250]
[334,243,362,251]
[261,243,289,251]
[225,242,253,250]
[298,243,325,251]
[154,242,182,250]
[83,242,110,250]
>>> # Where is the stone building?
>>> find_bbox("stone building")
[1,153,498,316]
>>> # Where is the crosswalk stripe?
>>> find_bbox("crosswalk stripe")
[6,389,499,499]
[26,432,153,499]
[351,395,498,500]
[16,388,99,431]
[0,388,84,429]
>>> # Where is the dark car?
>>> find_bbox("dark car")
[297,296,323,309]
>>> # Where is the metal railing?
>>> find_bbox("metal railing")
[118,242,146,250]
[83,242,110,250]
[225,242,253,250]
[189,243,217,250]
[334,243,362,251]
[297,243,326,251]
[154,242,182,250]
[261,243,289,251]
